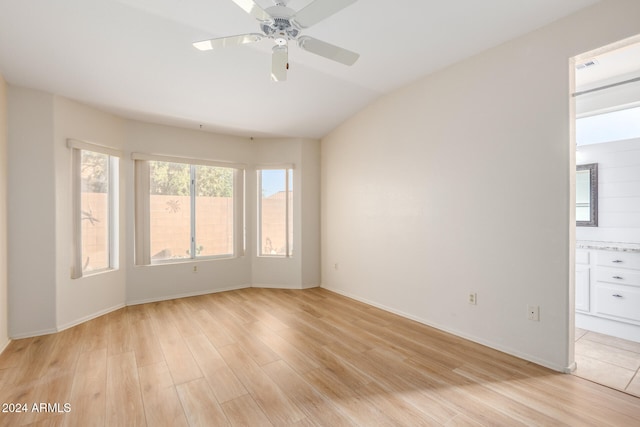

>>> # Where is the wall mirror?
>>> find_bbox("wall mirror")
[576,163,598,227]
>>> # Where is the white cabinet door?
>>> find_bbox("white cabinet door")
[576,264,590,312]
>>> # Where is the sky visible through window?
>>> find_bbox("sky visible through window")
[576,105,640,145]
[262,170,286,197]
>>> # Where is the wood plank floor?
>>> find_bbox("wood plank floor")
[0,287,639,426]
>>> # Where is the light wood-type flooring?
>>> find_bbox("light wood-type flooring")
[1,287,639,426]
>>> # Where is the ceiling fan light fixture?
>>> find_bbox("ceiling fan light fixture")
[271,45,289,82]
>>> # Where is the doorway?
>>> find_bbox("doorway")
[571,36,640,396]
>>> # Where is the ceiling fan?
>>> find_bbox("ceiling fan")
[193,0,359,82]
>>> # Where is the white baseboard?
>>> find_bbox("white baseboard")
[252,283,301,290]
[0,338,11,356]
[11,285,252,339]
[322,285,569,373]
[56,303,126,333]
[9,327,58,340]
[252,283,320,290]
[564,361,577,373]
[576,312,640,343]
[126,284,251,306]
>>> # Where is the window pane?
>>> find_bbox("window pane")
[260,169,287,256]
[577,106,640,145]
[149,161,191,262]
[81,150,109,272]
[195,165,234,257]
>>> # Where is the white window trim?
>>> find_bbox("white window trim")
[134,153,245,266]
[134,159,151,266]
[254,163,296,171]
[68,138,122,158]
[256,165,294,258]
[131,152,246,169]
[68,139,121,279]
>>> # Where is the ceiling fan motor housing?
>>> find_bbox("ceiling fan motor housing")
[261,5,300,45]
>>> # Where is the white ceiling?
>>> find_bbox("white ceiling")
[0,0,600,139]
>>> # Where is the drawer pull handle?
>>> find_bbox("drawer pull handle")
[612,294,624,298]
[612,276,624,280]
[612,260,623,263]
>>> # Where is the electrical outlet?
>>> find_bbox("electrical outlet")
[468,293,477,305]
[193,265,198,273]
[527,305,539,321]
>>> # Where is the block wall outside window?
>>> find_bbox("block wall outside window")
[258,168,293,257]
[80,150,110,272]
[69,139,121,278]
[134,156,241,265]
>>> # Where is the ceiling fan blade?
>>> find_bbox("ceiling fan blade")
[193,33,263,51]
[292,0,357,29]
[271,45,288,82]
[230,0,272,21]
[297,36,359,66]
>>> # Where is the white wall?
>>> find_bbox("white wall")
[300,140,321,288]
[124,121,255,304]
[123,125,321,300]
[121,127,320,300]
[576,138,640,243]
[321,0,640,371]
[7,87,57,338]
[53,96,128,329]
[0,73,9,351]
[251,138,321,289]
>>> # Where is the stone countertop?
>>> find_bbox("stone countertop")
[576,240,640,252]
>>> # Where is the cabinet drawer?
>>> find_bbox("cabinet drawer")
[597,251,640,270]
[595,284,640,323]
[596,267,640,287]
[576,250,590,265]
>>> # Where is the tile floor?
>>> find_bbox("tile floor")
[574,328,640,397]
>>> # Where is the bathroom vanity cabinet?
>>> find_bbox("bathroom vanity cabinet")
[575,242,640,342]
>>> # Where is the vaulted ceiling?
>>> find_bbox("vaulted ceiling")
[0,0,600,139]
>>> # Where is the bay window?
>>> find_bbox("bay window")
[134,154,244,265]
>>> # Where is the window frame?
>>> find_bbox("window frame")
[68,139,121,279]
[133,153,245,266]
[257,165,294,258]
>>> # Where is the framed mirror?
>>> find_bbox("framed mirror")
[576,163,598,227]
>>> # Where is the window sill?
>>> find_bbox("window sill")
[75,267,118,279]
[143,255,238,267]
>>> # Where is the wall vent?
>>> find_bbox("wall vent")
[576,59,599,70]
